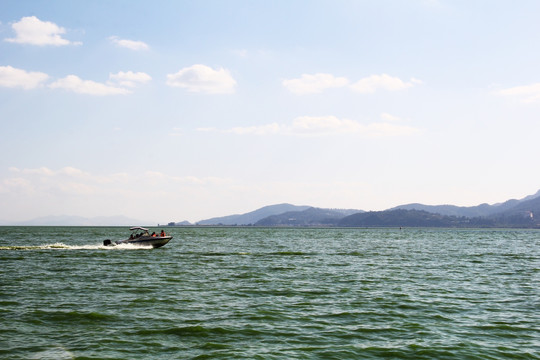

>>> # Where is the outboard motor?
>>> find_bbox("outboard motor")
[103,239,112,246]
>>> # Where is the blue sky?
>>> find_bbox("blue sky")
[1,0,539,224]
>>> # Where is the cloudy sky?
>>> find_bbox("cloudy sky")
[1,0,539,224]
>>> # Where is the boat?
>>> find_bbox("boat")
[103,227,173,248]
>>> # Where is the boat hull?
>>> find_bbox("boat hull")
[115,236,172,248]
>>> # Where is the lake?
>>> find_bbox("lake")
[0,226,538,359]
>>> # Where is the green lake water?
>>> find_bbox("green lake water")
[0,226,538,359]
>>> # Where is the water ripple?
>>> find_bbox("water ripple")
[0,227,538,359]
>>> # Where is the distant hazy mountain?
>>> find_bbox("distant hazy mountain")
[498,194,540,215]
[338,209,466,227]
[6,189,539,228]
[390,190,540,218]
[172,220,193,226]
[197,203,311,225]
[196,189,540,228]
[488,196,540,226]
[339,194,540,228]
[255,207,362,226]
[7,215,154,226]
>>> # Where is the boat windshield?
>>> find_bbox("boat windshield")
[129,226,149,231]
[129,226,150,237]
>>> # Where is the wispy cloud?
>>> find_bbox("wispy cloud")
[282,73,350,94]
[49,75,131,95]
[350,74,422,93]
[3,167,95,196]
[232,49,248,57]
[0,166,236,221]
[0,65,49,89]
[166,64,237,94]
[380,112,402,122]
[4,16,81,46]
[1,66,149,95]
[2,167,230,197]
[169,127,183,137]
[109,36,149,51]
[198,115,421,138]
[495,83,540,103]
[109,71,151,88]
[283,72,421,94]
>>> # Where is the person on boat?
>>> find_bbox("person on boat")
[151,232,156,237]
[160,230,165,237]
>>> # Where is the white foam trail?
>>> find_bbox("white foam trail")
[105,243,153,250]
[0,242,153,250]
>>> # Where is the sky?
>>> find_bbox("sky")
[1,0,539,224]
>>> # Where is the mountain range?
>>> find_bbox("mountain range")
[390,189,540,217]
[3,190,539,227]
[185,189,540,228]
[196,203,312,226]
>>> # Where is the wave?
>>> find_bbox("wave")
[30,309,119,325]
[135,325,264,338]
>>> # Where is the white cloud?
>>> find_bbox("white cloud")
[0,166,240,221]
[233,49,248,57]
[283,73,350,94]
[166,64,237,94]
[0,67,148,95]
[109,71,151,88]
[169,127,183,137]
[283,72,421,94]
[0,65,49,89]
[2,166,93,197]
[350,74,421,93]
[226,123,282,136]
[3,166,230,195]
[5,16,80,46]
[200,115,421,137]
[380,113,402,122]
[18,167,55,176]
[49,75,131,95]
[496,83,540,103]
[109,36,149,51]
[196,127,219,132]
[288,116,361,136]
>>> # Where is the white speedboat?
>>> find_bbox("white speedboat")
[103,227,172,248]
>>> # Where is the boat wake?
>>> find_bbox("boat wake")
[0,242,153,250]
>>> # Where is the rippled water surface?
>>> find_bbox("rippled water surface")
[1,227,538,359]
